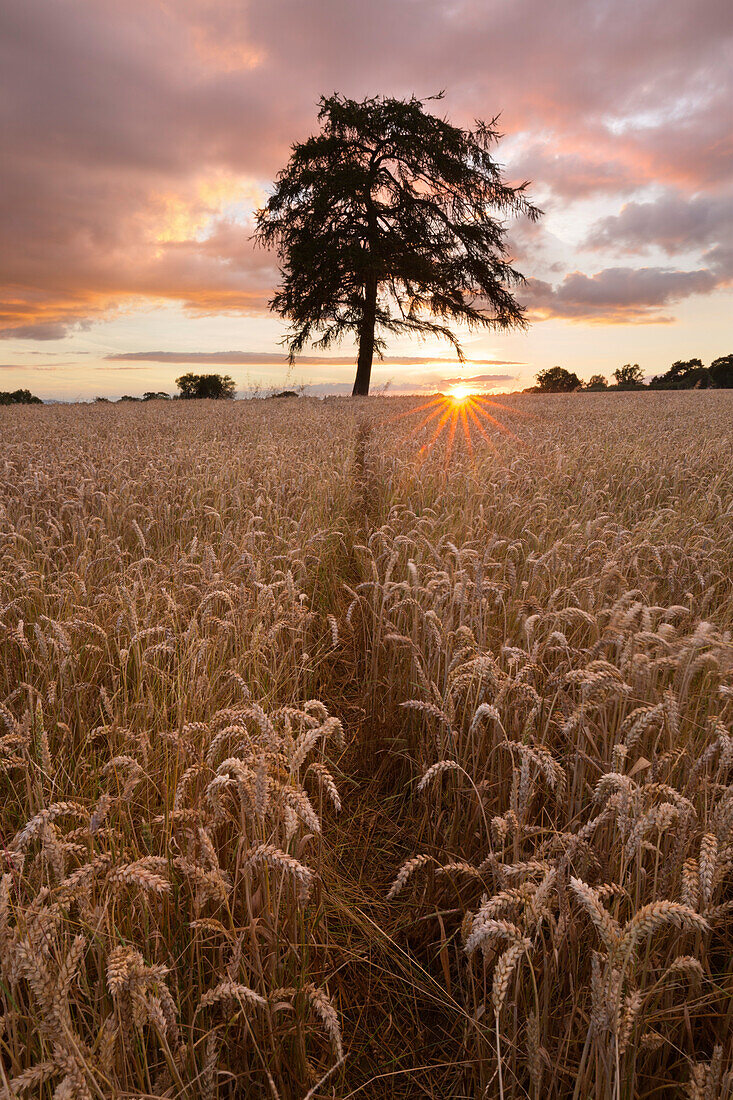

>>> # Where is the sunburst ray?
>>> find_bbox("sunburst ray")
[392,386,529,462]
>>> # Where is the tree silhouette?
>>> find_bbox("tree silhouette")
[535,366,582,392]
[709,354,733,388]
[613,364,644,388]
[175,373,236,400]
[0,388,42,405]
[255,93,540,395]
[650,358,710,389]
[585,374,608,390]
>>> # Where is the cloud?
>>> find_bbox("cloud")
[586,192,733,260]
[0,362,63,372]
[704,245,733,281]
[105,350,523,367]
[507,144,638,199]
[1,0,731,338]
[523,265,717,323]
[435,374,516,385]
[0,321,81,341]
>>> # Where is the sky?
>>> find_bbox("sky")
[1,0,731,401]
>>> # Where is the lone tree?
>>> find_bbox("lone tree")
[254,93,541,395]
[535,366,582,393]
[175,373,236,400]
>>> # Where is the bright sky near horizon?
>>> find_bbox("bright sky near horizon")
[1,0,731,400]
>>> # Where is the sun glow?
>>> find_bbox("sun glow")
[388,390,534,466]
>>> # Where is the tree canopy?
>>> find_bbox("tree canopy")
[650,358,709,389]
[0,388,42,405]
[533,366,582,392]
[175,373,236,400]
[709,354,733,388]
[254,93,541,395]
[613,364,645,388]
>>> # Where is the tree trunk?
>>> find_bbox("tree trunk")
[352,272,378,396]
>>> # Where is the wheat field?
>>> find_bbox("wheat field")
[1,392,732,1099]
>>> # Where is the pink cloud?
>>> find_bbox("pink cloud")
[1,0,730,338]
[507,145,639,199]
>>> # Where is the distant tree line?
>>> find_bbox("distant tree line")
[648,356,733,389]
[93,374,237,403]
[0,388,42,405]
[9,358,732,407]
[2,373,240,408]
[111,375,236,400]
[526,355,733,393]
[96,391,171,403]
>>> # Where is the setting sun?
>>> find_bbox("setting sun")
[387,388,534,466]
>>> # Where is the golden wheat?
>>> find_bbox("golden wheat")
[0,391,731,1097]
